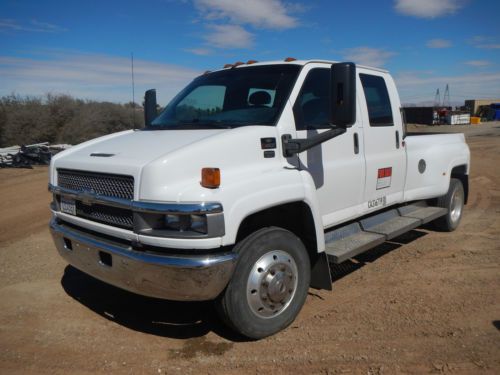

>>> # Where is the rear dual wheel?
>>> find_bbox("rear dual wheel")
[433,178,464,231]
[217,227,310,339]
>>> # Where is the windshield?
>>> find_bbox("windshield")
[149,65,301,129]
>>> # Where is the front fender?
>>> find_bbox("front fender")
[222,168,325,252]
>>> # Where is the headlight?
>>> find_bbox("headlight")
[164,214,208,234]
[134,211,223,238]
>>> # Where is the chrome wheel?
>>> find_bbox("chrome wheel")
[246,250,298,319]
[217,227,311,339]
[450,185,464,223]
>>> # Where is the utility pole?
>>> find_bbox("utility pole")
[131,52,136,127]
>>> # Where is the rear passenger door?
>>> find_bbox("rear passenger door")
[359,72,405,208]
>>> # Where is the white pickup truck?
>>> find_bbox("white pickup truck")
[49,59,470,339]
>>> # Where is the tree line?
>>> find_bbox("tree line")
[0,94,145,147]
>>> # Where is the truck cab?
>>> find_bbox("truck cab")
[49,59,470,339]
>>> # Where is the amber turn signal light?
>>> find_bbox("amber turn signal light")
[201,168,220,189]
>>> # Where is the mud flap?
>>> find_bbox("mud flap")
[309,252,332,290]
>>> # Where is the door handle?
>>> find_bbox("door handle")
[395,130,400,149]
[353,132,359,154]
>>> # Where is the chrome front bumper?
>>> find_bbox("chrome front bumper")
[50,219,237,301]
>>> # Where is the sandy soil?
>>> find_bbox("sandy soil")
[1,123,499,374]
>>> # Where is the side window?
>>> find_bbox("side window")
[293,68,330,130]
[360,74,393,127]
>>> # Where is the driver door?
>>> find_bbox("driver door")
[294,66,365,227]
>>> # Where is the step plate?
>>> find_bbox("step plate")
[325,231,386,264]
[362,216,421,240]
[398,206,447,224]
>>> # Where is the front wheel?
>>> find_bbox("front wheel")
[433,178,464,231]
[216,227,310,339]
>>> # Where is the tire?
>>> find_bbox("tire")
[216,227,310,339]
[433,178,464,231]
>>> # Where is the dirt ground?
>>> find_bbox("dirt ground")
[1,123,499,374]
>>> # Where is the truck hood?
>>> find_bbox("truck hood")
[51,125,284,203]
[52,129,228,176]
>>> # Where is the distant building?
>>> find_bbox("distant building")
[465,99,500,116]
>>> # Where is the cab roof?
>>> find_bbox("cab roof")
[211,59,389,74]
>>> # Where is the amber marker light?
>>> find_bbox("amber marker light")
[201,168,221,189]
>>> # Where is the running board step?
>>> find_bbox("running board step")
[398,205,447,224]
[324,223,385,264]
[323,204,447,264]
[360,209,421,240]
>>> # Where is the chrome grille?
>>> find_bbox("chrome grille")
[75,202,133,229]
[58,169,134,200]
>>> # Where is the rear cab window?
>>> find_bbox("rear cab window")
[360,74,394,127]
[247,88,276,108]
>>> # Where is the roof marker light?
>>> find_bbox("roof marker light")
[284,57,297,62]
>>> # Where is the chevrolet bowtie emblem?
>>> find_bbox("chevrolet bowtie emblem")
[80,189,95,205]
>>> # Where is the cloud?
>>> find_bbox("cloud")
[464,60,491,67]
[342,47,396,68]
[184,47,213,55]
[189,0,301,51]
[0,50,199,103]
[194,0,298,29]
[466,35,486,44]
[426,39,452,48]
[0,18,67,33]
[477,44,500,50]
[466,35,500,49]
[394,0,465,19]
[203,24,254,49]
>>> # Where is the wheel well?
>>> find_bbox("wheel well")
[236,201,318,262]
[451,165,469,204]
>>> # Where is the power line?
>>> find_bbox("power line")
[434,88,440,107]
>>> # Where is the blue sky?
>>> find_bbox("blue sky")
[1,0,499,105]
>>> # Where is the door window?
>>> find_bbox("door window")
[360,74,393,127]
[294,68,330,130]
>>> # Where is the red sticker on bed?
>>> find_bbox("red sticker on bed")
[376,167,392,189]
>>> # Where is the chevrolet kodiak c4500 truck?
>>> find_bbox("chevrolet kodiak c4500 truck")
[49,60,470,339]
